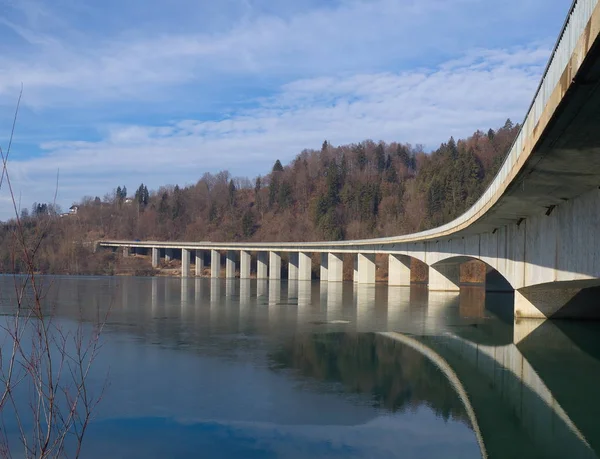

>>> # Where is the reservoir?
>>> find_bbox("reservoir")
[2,276,599,458]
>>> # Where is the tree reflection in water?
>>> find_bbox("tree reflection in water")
[269,332,470,425]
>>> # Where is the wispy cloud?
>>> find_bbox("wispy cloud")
[6,44,548,214]
[0,0,567,106]
[0,0,571,218]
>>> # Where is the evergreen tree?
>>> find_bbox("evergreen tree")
[278,181,293,209]
[135,183,149,208]
[385,154,392,170]
[115,186,127,206]
[385,166,398,183]
[172,185,184,220]
[208,202,218,222]
[272,159,284,172]
[325,161,341,207]
[340,153,348,179]
[158,192,170,222]
[355,144,367,171]
[396,144,411,168]
[228,180,236,207]
[254,176,262,212]
[375,143,386,172]
[241,210,256,237]
[447,137,458,160]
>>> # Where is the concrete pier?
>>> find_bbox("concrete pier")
[240,251,251,279]
[269,251,281,280]
[320,253,328,281]
[288,253,298,281]
[514,285,600,320]
[257,252,268,279]
[299,252,311,281]
[328,253,344,282]
[357,253,376,285]
[165,248,173,262]
[226,250,236,279]
[353,254,359,283]
[211,250,220,278]
[152,248,159,268]
[388,254,411,286]
[123,246,131,257]
[429,264,460,292]
[181,248,191,277]
[195,251,204,276]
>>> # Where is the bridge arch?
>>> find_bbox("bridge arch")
[428,255,514,292]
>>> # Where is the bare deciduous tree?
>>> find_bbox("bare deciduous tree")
[0,90,109,458]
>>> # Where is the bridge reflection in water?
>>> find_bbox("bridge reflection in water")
[39,276,600,458]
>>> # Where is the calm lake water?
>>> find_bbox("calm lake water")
[2,275,600,458]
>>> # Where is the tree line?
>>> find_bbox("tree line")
[0,120,519,274]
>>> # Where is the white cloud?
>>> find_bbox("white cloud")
[0,0,571,218]
[0,0,565,108]
[1,44,548,219]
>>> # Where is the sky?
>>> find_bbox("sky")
[0,0,572,219]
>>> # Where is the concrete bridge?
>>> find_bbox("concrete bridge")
[98,0,600,319]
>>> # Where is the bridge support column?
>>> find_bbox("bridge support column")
[299,252,311,281]
[269,251,281,280]
[240,251,251,279]
[514,285,600,319]
[320,253,328,281]
[181,249,191,277]
[353,254,359,283]
[357,253,376,284]
[327,253,344,282]
[257,252,268,279]
[165,248,173,262]
[151,248,159,267]
[226,250,236,279]
[288,253,298,281]
[388,254,411,286]
[210,250,220,278]
[429,264,460,292]
[123,247,131,258]
[195,251,204,276]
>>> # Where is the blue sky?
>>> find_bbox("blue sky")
[0,0,571,219]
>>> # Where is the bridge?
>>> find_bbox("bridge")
[98,0,600,319]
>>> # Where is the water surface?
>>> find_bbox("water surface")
[2,276,600,458]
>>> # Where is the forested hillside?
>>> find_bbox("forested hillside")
[0,120,519,274]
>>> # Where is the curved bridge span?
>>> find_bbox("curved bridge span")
[99,0,600,319]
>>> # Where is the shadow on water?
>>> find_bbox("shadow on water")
[517,319,600,456]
